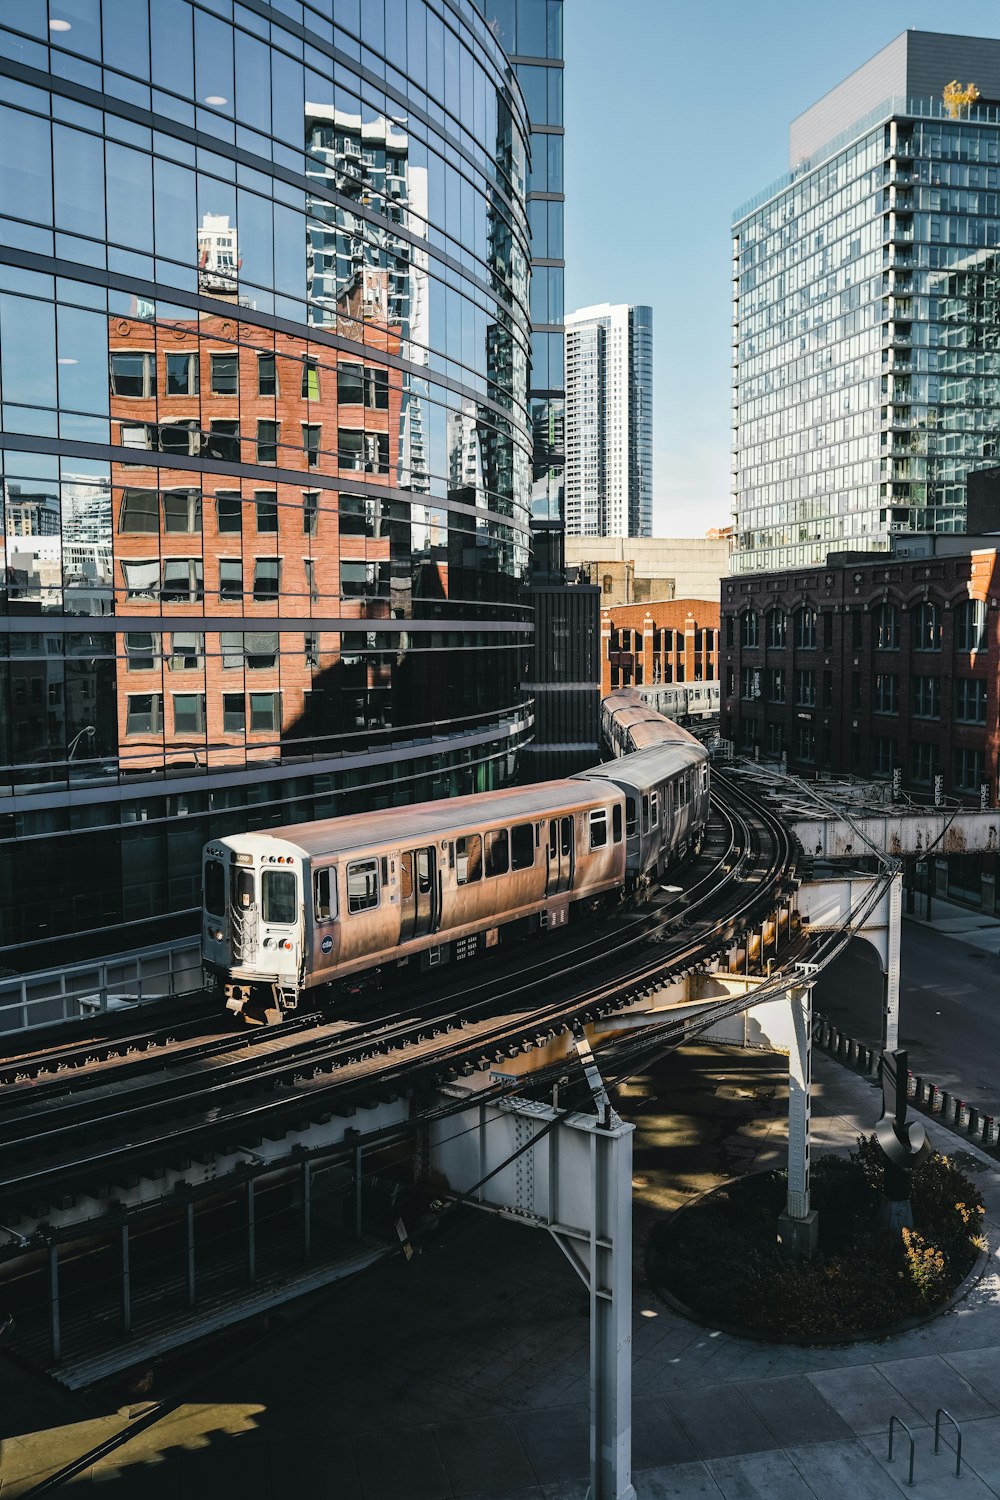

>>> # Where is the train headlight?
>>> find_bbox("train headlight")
[263,937,275,948]
[210,928,224,942]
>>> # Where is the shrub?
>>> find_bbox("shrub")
[902,1227,947,1305]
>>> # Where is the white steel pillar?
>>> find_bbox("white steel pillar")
[431,1089,636,1500]
[882,869,902,1052]
[778,974,818,1255]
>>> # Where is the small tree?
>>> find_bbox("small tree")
[943,80,980,119]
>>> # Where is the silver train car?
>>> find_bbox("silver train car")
[205,694,713,1023]
[639,682,720,722]
[204,779,627,1024]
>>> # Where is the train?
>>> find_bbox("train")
[202,700,711,1024]
[634,682,720,723]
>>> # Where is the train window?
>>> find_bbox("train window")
[613,805,623,844]
[347,858,379,913]
[590,810,608,849]
[625,798,637,838]
[314,867,336,922]
[649,790,659,828]
[455,834,482,884]
[561,816,572,857]
[262,870,297,925]
[511,823,534,870]
[702,766,709,790]
[205,858,225,917]
[416,849,433,895]
[484,829,509,878]
[641,794,649,831]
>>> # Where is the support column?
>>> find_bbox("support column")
[302,1159,312,1261]
[587,1124,637,1500]
[48,1243,60,1364]
[778,980,818,1256]
[882,870,902,1052]
[120,1222,131,1335]
[185,1200,196,1307]
[246,1179,256,1283]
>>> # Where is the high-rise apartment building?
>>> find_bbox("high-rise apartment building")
[480,0,565,582]
[733,30,1000,576]
[565,303,653,538]
[0,0,535,969]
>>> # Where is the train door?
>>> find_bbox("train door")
[399,846,438,942]
[546,815,574,895]
[231,865,257,963]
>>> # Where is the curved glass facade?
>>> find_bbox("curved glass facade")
[0,0,534,966]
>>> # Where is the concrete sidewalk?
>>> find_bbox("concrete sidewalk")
[2,1047,999,1497]
[904,890,1000,956]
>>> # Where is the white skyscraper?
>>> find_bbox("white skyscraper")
[564,302,652,538]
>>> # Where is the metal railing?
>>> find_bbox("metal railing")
[0,938,203,1034]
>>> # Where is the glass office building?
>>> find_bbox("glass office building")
[0,0,535,968]
[732,30,1000,576]
[478,0,564,581]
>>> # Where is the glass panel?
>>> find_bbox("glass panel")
[455,833,481,884]
[262,869,297,925]
[347,857,379,912]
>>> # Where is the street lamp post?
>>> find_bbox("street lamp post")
[67,725,96,761]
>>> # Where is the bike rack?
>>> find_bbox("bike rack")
[888,1413,916,1486]
[935,1407,963,1478]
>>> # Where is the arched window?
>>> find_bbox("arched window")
[874,602,899,650]
[740,609,760,648]
[913,601,941,651]
[766,609,786,648]
[954,599,987,654]
[794,607,817,649]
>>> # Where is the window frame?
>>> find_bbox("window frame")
[346,856,380,914]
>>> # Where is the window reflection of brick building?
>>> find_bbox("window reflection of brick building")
[108,302,403,774]
[601,601,720,698]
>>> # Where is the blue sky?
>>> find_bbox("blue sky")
[563,1,1000,536]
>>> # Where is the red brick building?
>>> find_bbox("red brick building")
[720,538,1000,807]
[600,600,720,698]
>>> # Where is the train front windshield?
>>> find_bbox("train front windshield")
[205,858,226,917]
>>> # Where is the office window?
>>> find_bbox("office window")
[913,601,941,651]
[341,559,374,596]
[257,352,277,396]
[162,488,201,533]
[337,362,364,404]
[303,491,319,535]
[121,559,160,600]
[159,419,201,456]
[912,676,940,718]
[954,747,985,791]
[253,559,281,600]
[912,741,935,783]
[119,421,155,449]
[955,678,987,723]
[125,693,163,733]
[766,609,786,648]
[766,722,783,756]
[338,429,389,473]
[216,492,242,533]
[304,632,319,667]
[119,488,158,533]
[249,690,280,731]
[165,352,198,396]
[223,693,245,733]
[301,358,320,400]
[255,490,278,532]
[766,667,785,702]
[303,424,321,468]
[169,632,204,671]
[955,599,987,653]
[339,494,384,537]
[257,420,279,464]
[207,421,240,462]
[874,602,899,649]
[795,669,815,706]
[110,351,156,397]
[796,724,815,761]
[740,609,759,648]
[741,666,758,699]
[873,736,896,775]
[795,607,817,649]
[874,673,899,714]
[161,558,203,602]
[246,632,279,669]
[124,632,159,671]
[210,351,239,395]
[172,692,206,733]
[219,558,243,601]
[304,559,318,603]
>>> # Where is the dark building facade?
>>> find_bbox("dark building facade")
[0,1,536,969]
[720,536,1000,812]
[522,582,600,778]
